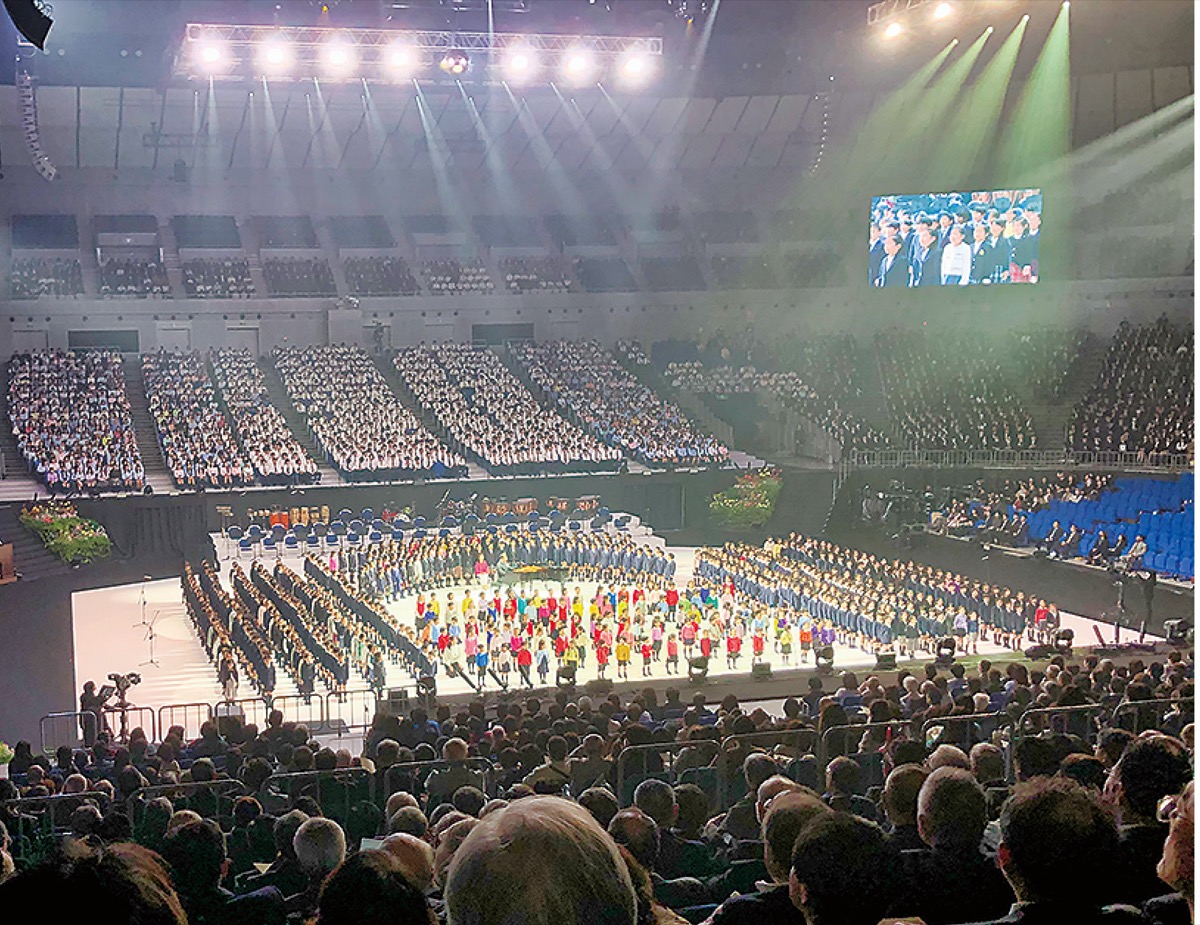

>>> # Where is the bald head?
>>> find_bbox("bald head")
[883,764,930,828]
[757,774,803,824]
[762,790,830,883]
[382,832,435,892]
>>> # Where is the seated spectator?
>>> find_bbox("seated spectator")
[317,848,435,925]
[1147,780,1193,925]
[893,767,1013,924]
[8,350,145,492]
[422,259,493,295]
[291,817,347,920]
[499,255,572,293]
[445,796,637,925]
[822,756,877,821]
[143,351,255,489]
[182,258,255,298]
[262,257,337,297]
[881,763,929,850]
[98,256,170,298]
[344,255,420,297]
[1069,316,1193,457]
[514,340,728,468]
[788,814,897,925]
[9,256,84,299]
[987,778,1145,923]
[210,348,319,484]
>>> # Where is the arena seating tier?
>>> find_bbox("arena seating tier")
[8,257,85,299]
[262,257,337,297]
[344,256,420,297]
[98,258,171,299]
[182,258,255,298]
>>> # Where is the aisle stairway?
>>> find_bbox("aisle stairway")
[1025,335,1107,453]
[121,360,176,495]
[0,367,43,500]
[257,359,343,485]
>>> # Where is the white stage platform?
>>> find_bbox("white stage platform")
[68,534,1164,747]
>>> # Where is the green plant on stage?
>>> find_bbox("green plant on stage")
[19,500,112,564]
[709,468,783,528]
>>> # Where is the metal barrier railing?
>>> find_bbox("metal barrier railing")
[714,729,822,806]
[0,792,110,863]
[848,448,1192,472]
[127,779,248,824]
[38,707,158,754]
[260,768,373,824]
[1014,704,1112,743]
[270,694,326,731]
[158,702,215,741]
[215,696,272,733]
[921,712,1010,753]
[1112,697,1194,736]
[821,720,915,761]
[615,740,703,807]
[338,689,382,736]
[383,758,497,808]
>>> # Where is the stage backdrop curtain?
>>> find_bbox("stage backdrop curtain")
[77,495,209,561]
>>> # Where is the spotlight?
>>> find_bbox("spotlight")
[1022,13,1030,20]
[985,25,994,34]
[562,48,596,83]
[619,52,654,87]
[195,40,227,73]
[385,43,416,77]
[322,38,357,75]
[439,50,470,76]
[883,21,904,39]
[933,2,953,19]
[259,37,293,75]
[504,47,538,82]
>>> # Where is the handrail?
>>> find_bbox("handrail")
[615,740,696,807]
[0,792,110,863]
[260,768,373,823]
[821,720,915,760]
[1014,703,1112,741]
[847,448,1192,472]
[1111,697,1194,736]
[126,779,247,823]
[921,712,1010,751]
[158,702,215,742]
[383,758,497,806]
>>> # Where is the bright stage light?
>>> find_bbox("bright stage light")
[884,22,904,39]
[933,2,954,20]
[195,40,227,73]
[562,48,597,83]
[504,46,538,82]
[619,52,654,86]
[259,37,293,75]
[439,50,470,76]
[385,43,415,76]
[322,38,357,75]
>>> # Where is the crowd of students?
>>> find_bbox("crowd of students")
[182,258,256,299]
[7,350,145,492]
[498,256,572,294]
[422,260,493,296]
[1068,317,1194,457]
[876,330,1037,452]
[143,351,255,489]
[393,343,622,476]
[8,257,84,299]
[263,259,338,298]
[98,258,171,298]
[210,348,321,485]
[514,340,729,468]
[344,256,421,297]
[273,345,467,481]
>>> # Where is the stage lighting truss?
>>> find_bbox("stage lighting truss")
[176,23,662,86]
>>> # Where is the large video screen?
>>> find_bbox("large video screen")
[869,189,1041,287]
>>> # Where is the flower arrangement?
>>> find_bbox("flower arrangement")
[709,467,783,528]
[20,500,112,564]
[0,742,12,765]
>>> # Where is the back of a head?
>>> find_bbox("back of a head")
[318,849,434,925]
[444,737,469,762]
[790,814,897,925]
[762,791,831,884]
[969,743,1005,784]
[578,787,620,830]
[1013,736,1060,780]
[388,806,429,838]
[1111,734,1191,822]
[607,808,660,873]
[998,777,1119,903]
[386,792,420,818]
[632,778,675,829]
[446,796,636,925]
[743,753,780,793]
[0,840,186,925]
[295,817,347,880]
[927,745,970,772]
[452,786,487,818]
[917,767,987,850]
[275,809,311,857]
[826,756,861,795]
[883,764,929,827]
[161,819,227,892]
[381,833,436,893]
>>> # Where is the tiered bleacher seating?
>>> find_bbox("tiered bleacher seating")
[182,258,255,298]
[344,256,420,296]
[98,258,170,298]
[498,255,572,293]
[640,255,706,292]
[421,258,493,295]
[8,257,84,299]
[573,257,637,293]
[262,257,337,297]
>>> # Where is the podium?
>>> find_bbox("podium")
[0,543,15,585]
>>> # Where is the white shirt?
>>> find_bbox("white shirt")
[941,242,973,284]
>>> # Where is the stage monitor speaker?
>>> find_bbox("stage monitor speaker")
[388,688,410,713]
[751,662,772,681]
[874,651,897,671]
[688,655,710,684]
[585,678,613,696]
[556,666,577,690]
[814,646,835,674]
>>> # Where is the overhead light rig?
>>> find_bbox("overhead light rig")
[176,22,662,87]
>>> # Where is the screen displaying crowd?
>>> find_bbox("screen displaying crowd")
[869,189,1041,288]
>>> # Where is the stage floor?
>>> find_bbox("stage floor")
[68,535,1164,747]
